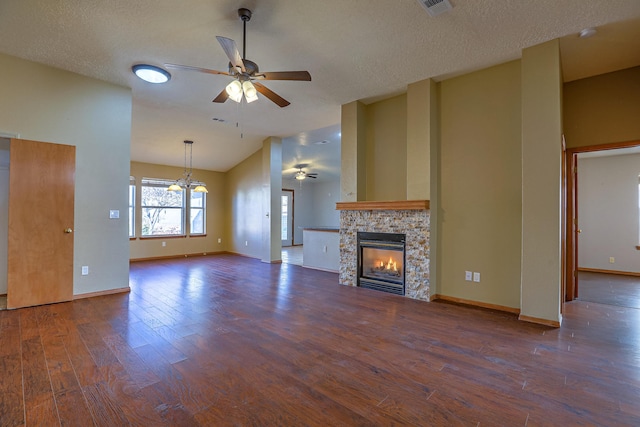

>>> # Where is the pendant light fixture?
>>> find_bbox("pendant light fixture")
[168,140,208,193]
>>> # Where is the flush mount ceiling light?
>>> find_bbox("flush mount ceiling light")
[167,140,208,193]
[132,64,171,83]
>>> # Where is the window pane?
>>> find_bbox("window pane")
[141,186,183,207]
[191,191,204,208]
[142,207,184,235]
[129,206,134,236]
[128,184,135,237]
[190,191,206,235]
[191,209,204,234]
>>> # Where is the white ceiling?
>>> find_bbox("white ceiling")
[1,0,639,178]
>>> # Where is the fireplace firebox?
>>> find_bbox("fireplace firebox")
[357,232,406,295]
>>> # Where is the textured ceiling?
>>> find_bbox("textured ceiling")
[0,0,639,176]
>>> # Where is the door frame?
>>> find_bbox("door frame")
[281,188,295,247]
[563,139,640,302]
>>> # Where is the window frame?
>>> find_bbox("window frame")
[140,177,186,237]
[128,176,136,238]
[189,187,207,236]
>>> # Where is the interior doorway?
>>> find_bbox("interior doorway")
[281,189,294,247]
[564,141,640,305]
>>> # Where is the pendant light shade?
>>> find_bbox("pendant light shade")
[168,140,208,193]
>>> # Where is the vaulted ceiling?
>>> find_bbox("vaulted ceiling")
[1,0,639,178]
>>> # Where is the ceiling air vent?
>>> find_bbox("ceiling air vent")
[417,0,453,17]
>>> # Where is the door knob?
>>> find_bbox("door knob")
[64,228,73,234]
[577,229,582,233]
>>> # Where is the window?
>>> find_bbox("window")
[141,178,185,236]
[190,189,206,235]
[128,176,135,237]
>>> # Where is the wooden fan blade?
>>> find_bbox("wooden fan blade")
[212,89,229,103]
[253,82,290,108]
[255,71,311,81]
[216,36,245,72]
[165,63,229,76]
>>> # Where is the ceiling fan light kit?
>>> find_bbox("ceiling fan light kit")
[165,8,311,108]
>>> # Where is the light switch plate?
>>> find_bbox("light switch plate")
[81,266,89,275]
[109,209,120,219]
[465,271,472,281]
[473,272,480,282]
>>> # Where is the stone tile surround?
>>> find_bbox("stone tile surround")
[337,201,430,301]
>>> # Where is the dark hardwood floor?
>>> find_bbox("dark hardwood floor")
[578,271,640,309]
[1,254,640,426]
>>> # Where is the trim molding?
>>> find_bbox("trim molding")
[336,200,429,211]
[130,251,226,262]
[431,294,520,314]
[301,265,338,273]
[519,314,561,328]
[73,287,130,300]
[578,267,640,277]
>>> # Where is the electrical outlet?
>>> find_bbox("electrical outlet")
[323,245,327,253]
[81,266,89,276]
[245,241,248,246]
[162,241,166,247]
[465,271,472,281]
[609,257,615,264]
[473,272,480,282]
[218,238,222,243]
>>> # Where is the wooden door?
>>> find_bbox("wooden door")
[7,138,75,309]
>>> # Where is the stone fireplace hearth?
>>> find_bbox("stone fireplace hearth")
[337,200,430,301]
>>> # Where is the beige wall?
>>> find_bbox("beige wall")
[226,148,264,258]
[438,60,522,309]
[520,40,563,324]
[341,101,367,201]
[129,161,226,260]
[0,52,131,296]
[564,66,640,148]
[365,94,408,201]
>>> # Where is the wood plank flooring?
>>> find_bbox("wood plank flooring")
[1,254,640,425]
[578,271,640,309]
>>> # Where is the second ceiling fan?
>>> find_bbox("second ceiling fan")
[166,8,311,108]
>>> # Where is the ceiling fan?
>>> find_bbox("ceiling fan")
[165,8,311,108]
[294,167,317,180]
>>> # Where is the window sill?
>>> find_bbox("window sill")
[189,234,207,238]
[139,235,187,240]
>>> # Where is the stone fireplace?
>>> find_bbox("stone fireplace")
[337,200,430,301]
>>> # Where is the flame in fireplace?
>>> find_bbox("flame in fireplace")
[378,257,398,272]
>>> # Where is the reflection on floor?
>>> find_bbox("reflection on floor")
[0,296,6,310]
[282,245,303,266]
[578,271,640,309]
